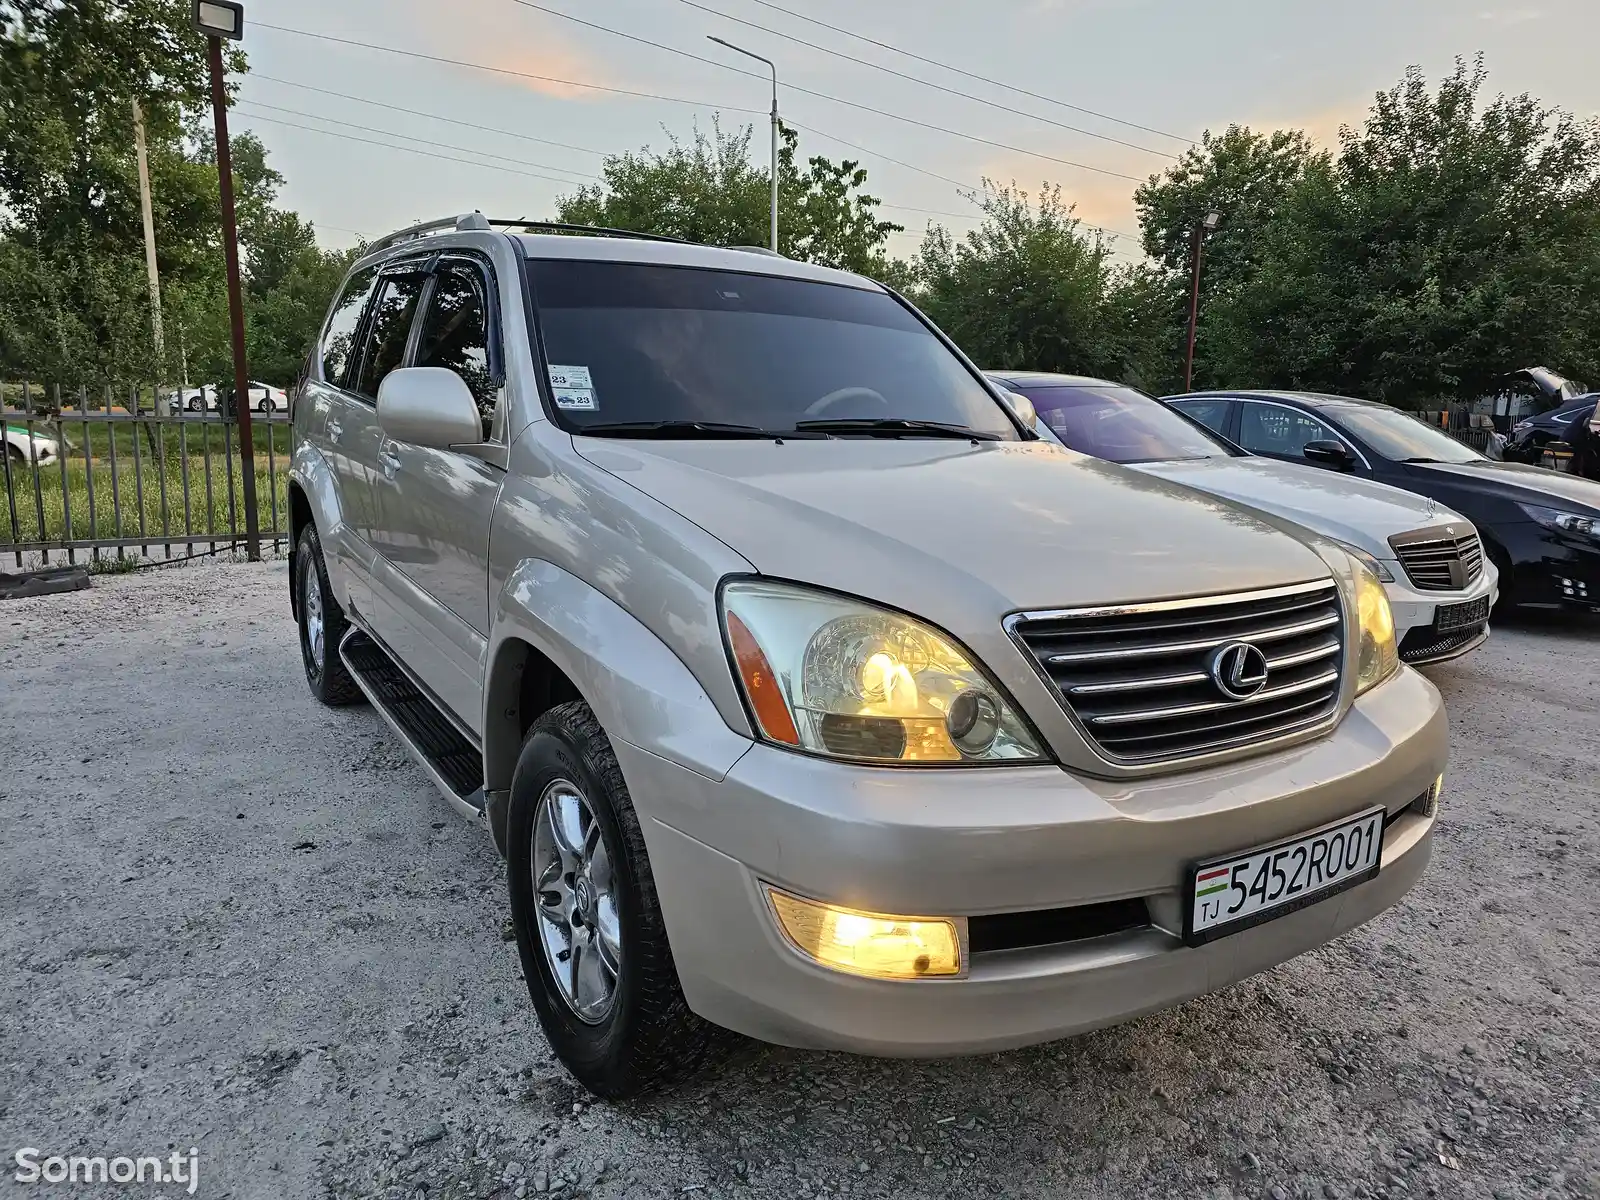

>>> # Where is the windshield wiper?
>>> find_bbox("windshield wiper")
[1398,456,1440,464]
[578,420,828,440]
[792,417,1001,440]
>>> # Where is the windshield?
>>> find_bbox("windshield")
[527,259,1017,438]
[1010,383,1229,463]
[1331,407,1484,463]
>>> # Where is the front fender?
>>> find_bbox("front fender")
[483,558,753,809]
[288,442,355,610]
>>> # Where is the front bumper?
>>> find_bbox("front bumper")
[1384,557,1498,662]
[625,665,1447,1055]
[1500,522,1600,611]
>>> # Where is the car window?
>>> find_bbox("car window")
[320,266,378,388]
[527,259,1017,437]
[353,273,427,401]
[1237,403,1343,458]
[1332,407,1484,464]
[1015,384,1227,463]
[414,265,497,432]
[1173,398,1230,435]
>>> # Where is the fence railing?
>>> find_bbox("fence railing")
[2,382,292,569]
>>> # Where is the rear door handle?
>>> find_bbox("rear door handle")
[326,418,343,443]
[378,447,403,479]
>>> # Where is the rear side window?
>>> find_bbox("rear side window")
[414,265,496,427]
[319,266,377,387]
[353,274,427,400]
[1174,398,1230,435]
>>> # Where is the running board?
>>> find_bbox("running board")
[339,627,487,825]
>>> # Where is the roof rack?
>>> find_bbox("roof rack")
[362,212,693,256]
[726,245,785,257]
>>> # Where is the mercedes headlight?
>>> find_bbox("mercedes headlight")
[1334,540,1394,583]
[1352,559,1399,695]
[720,580,1047,764]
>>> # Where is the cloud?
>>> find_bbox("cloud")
[400,0,610,100]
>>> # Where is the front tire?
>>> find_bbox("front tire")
[295,525,364,706]
[507,701,732,1099]
[187,397,201,413]
[257,398,271,415]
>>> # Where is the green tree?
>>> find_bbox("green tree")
[1218,59,1600,403]
[909,182,1132,380]
[556,120,901,275]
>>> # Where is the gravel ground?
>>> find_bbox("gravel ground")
[1,559,1596,1200]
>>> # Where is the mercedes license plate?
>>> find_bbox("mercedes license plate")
[1436,595,1490,632]
[1186,808,1385,945]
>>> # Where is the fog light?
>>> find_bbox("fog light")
[766,888,961,979]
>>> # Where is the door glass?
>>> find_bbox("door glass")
[320,266,378,388]
[1174,398,1230,435]
[1237,404,1340,457]
[354,274,427,400]
[414,266,496,434]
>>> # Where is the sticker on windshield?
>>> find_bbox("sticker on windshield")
[553,387,597,411]
[548,364,592,390]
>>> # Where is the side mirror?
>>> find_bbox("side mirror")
[376,367,482,450]
[1001,390,1037,430]
[1302,439,1354,471]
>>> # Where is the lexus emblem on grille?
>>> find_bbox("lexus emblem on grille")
[1209,641,1270,701]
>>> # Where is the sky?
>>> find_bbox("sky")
[235,0,1600,261]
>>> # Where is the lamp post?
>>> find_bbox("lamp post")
[194,0,260,562]
[708,35,778,253]
[1184,209,1222,394]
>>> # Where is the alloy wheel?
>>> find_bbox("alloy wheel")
[531,778,622,1023]
[302,557,325,672]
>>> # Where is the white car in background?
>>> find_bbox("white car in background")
[168,382,288,415]
[3,421,61,466]
[991,372,1499,666]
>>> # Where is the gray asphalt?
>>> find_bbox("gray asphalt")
[1,559,1595,1200]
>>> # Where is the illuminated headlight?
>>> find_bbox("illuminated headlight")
[1334,540,1394,583]
[1521,503,1600,543]
[767,888,961,979]
[1353,559,1399,695]
[720,579,1047,764]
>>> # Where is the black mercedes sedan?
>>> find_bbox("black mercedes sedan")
[1168,390,1600,613]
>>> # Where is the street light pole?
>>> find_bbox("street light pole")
[195,0,260,561]
[1184,209,1222,393]
[708,36,778,252]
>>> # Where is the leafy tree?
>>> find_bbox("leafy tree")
[556,120,901,276]
[908,182,1134,380]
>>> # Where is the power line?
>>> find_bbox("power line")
[504,0,1144,182]
[249,73,608,160]
[241,101,600,183]
[672,0,1171,158]
[254,21,765,114]
[740,0,1192,145]
[233,109,599,187]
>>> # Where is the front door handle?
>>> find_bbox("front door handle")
[326,418,343,443]
[378,447,403,479]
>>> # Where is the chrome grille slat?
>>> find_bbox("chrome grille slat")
[1391,531,1484,592]
[1010,580,1345,766]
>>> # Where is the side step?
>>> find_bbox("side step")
[339,627,487,823]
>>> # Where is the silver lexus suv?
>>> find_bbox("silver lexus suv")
[288,214,1447,1098]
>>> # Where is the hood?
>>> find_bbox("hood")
[574,438,1333,627]
[1133,456,1462,560]
[1505,366,1583,401]
[1412,459,1600,514]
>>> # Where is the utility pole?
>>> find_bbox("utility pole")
[709,36,779,252]
[195,0,260,561]
[132,99,165,389]
[1184,210,1223,393]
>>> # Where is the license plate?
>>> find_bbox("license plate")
[1436,595,1490,632]
[1185,808,1385,945]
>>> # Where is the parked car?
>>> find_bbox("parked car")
[990,373,1498,665]
[169,381,287,415]
[3,422,60,466]
[289,213,1447,1099]
[1169,390,1600,613]
[1502,395,1597,464]
[172,385,217,413]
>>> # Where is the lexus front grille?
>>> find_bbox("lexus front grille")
[1007,580,1345,766]
[1390,530,1484,592]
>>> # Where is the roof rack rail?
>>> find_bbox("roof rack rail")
[363,214,769,256]
[482,219,690,244]
[727,245,785,257]
[363,212,492,255]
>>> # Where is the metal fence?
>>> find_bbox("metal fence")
[2,382,292,569]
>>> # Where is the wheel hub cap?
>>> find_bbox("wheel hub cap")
[302,561,325,671]
[531,779,621,1024]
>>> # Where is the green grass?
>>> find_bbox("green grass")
[1,446,291,557]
